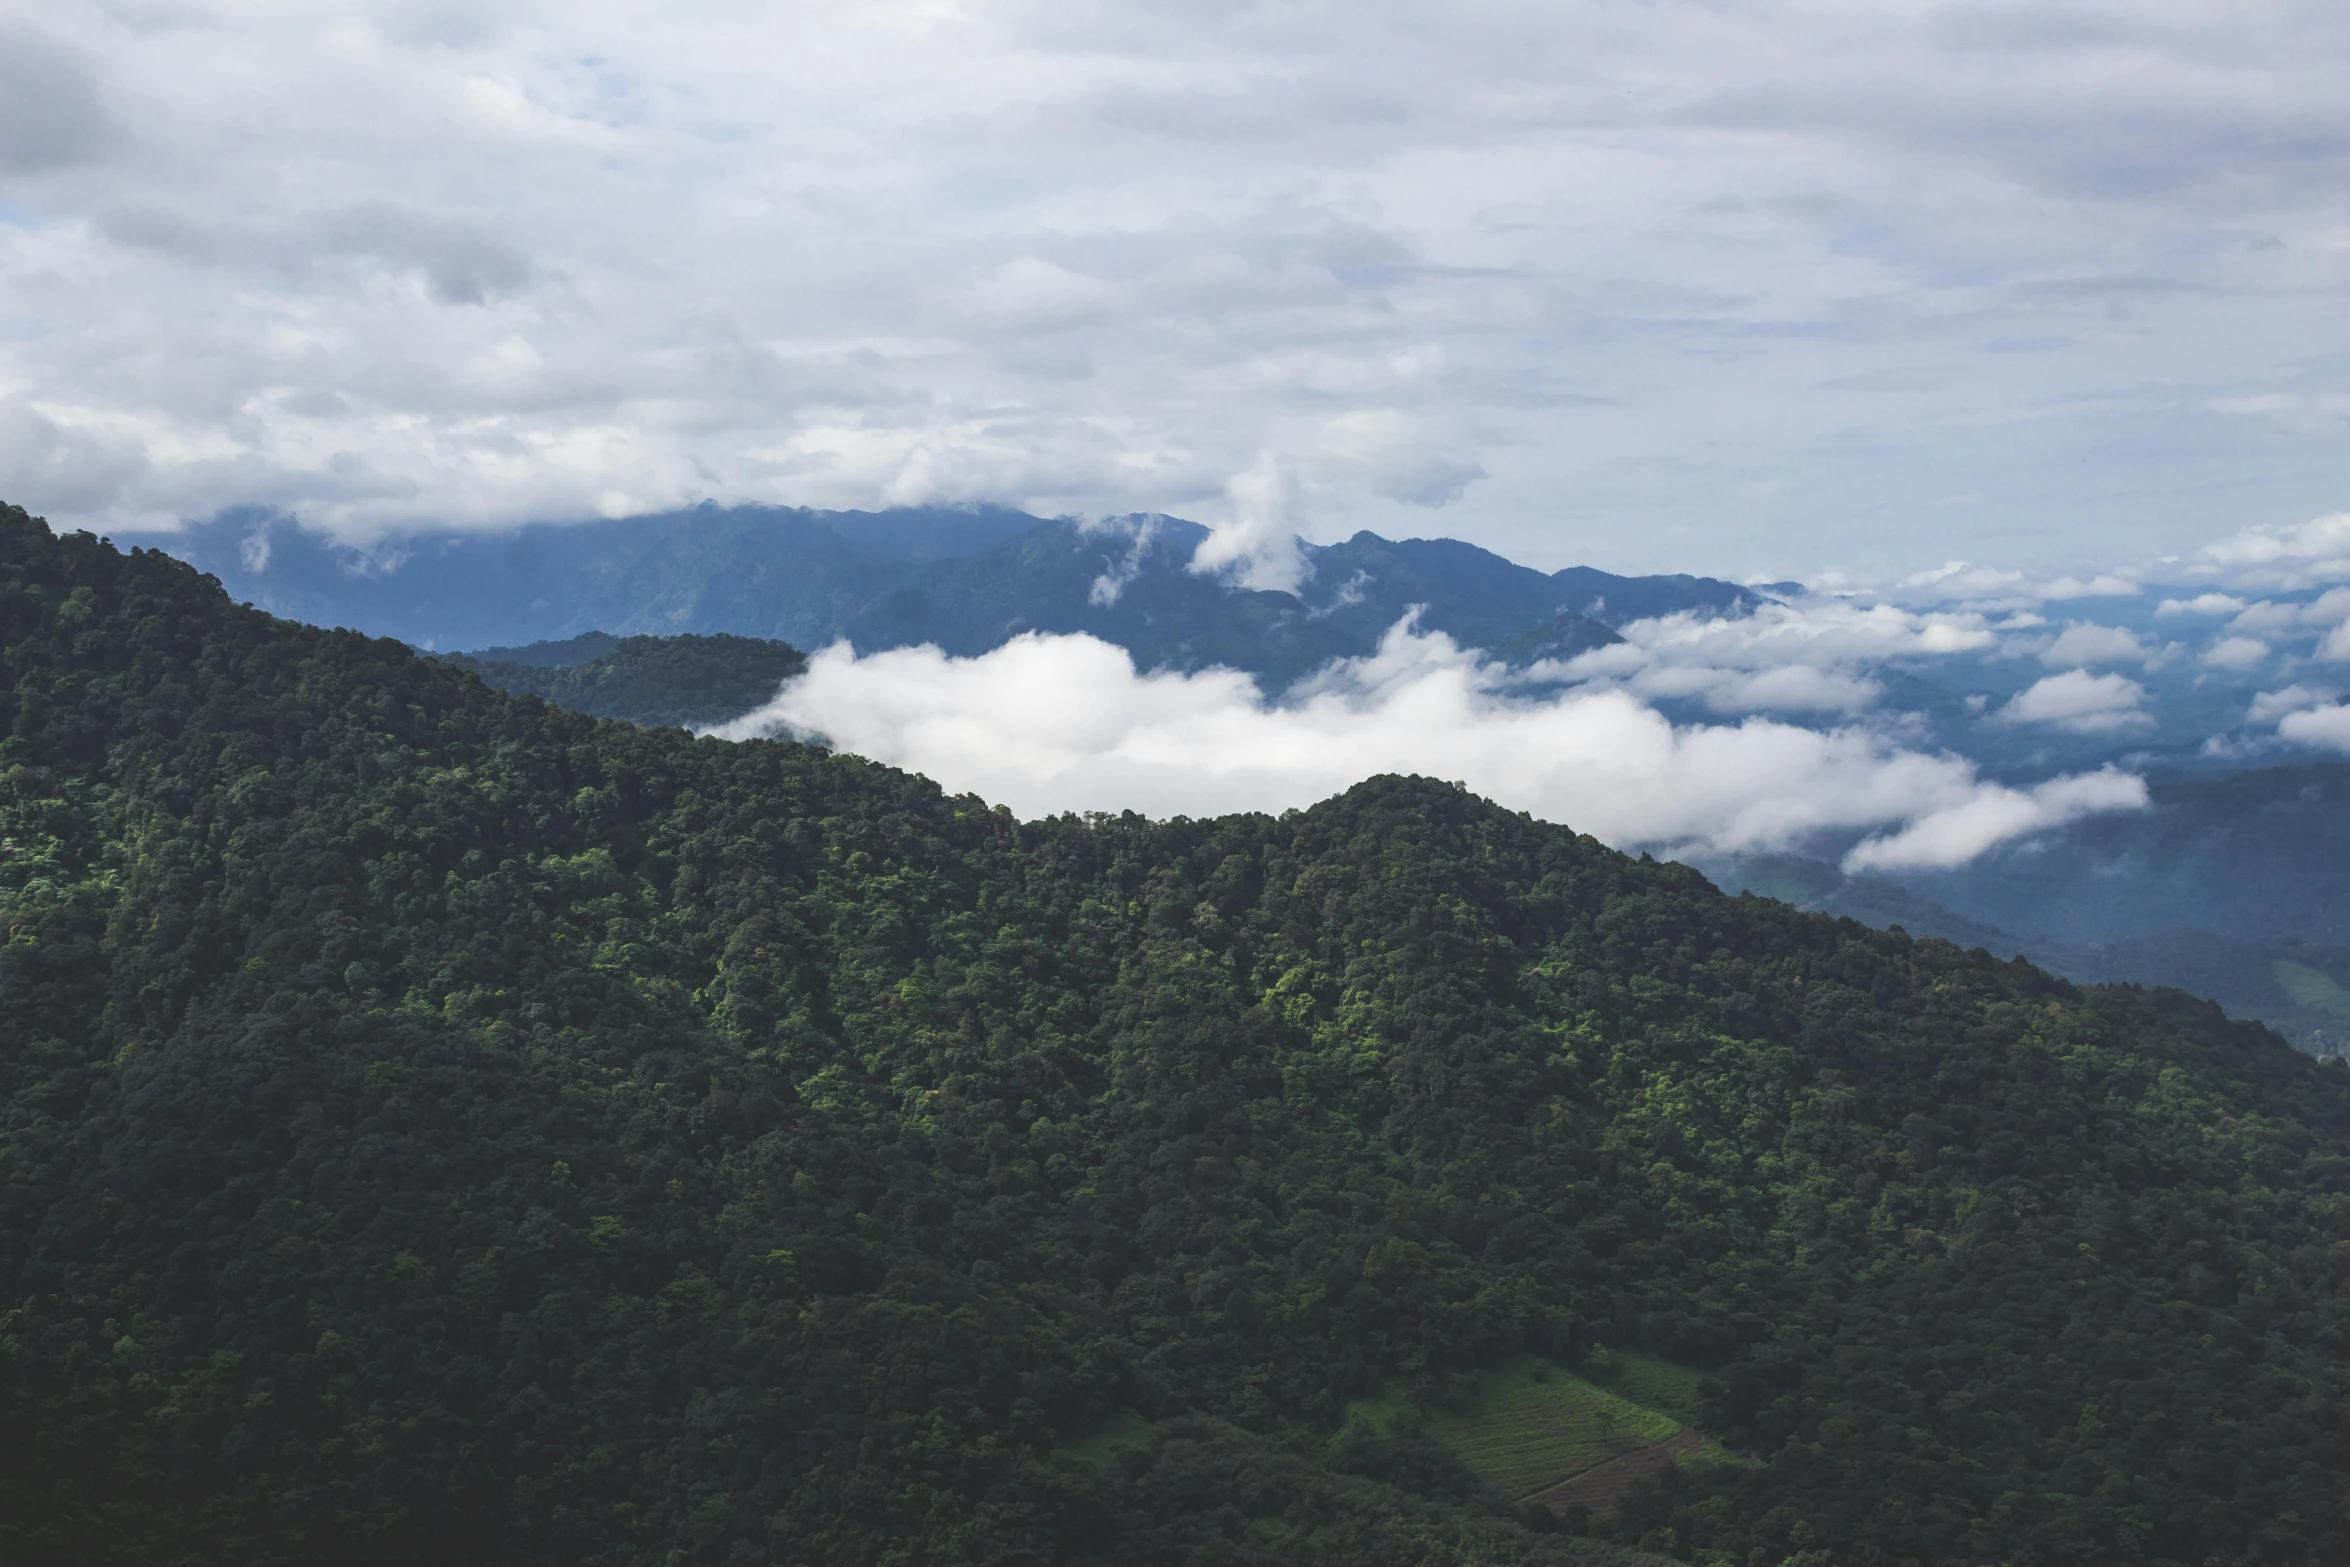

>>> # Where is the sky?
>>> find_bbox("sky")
[3,0,2348,583]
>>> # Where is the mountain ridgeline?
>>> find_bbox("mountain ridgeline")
[442,633,808,729]
[1703,850,2350,1061]
[438,630,2350,1060]
[7,503,2350,1567]
[167,504,1759,685]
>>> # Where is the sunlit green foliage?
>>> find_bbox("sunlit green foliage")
[2273,959,2350,1022]
[1427,1359,1679,1499]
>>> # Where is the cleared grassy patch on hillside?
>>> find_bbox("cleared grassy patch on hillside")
[1341,1355,1698,1502]
[1587,1351,1700,1424]
[2275,959,2350,1021]
[1059,1410,1152,1467]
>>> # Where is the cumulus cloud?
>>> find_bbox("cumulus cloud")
[2227,600,2306,635]
[2249,684,2337,724]
[2197,513,2350,590]
[2040,621,2158,666]
[1891,562,2144,611]
[2279,704,2350,752]
[2201,635,2269,670]
[1842,770,2149,873]
[1546,597,1993,714]
[2212,588,2350,658]
[1999,669,2151,732]
[2158,593,2247,615]
[712,620,2143,868]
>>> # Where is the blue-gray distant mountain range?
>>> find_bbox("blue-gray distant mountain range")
[154,502,2350,1059]
[168,503,1764,683]
[1698,754,2350,1057]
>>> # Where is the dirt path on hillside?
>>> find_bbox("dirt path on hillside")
[1522,1427,1706,1518]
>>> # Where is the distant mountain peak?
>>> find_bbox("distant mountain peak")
[165,502,1765,685]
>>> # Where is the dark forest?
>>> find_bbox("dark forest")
[5,503,2347,1567]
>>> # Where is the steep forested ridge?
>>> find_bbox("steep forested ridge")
[442,633,808,729]
[5,502,2350,1567]
[1702,852,2350,1059]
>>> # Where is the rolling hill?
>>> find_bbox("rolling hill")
[442,633,808,730]
[8,501,2350,1566]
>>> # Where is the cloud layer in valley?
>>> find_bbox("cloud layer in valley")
[1548,599,1998,715]
[1,1,2346,582]
[713,621,2147,868]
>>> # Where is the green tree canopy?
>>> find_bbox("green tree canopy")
[4,504,2348,1567]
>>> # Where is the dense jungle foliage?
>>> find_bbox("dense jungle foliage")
[6,501,2350,1567]
[443,633,807,729]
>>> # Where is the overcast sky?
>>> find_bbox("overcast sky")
[3,0,2347,580]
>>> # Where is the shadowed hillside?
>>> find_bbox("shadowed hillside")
[443,632,808,729]
[6,502,2350,1567]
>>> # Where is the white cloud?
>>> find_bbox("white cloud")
[2249,684,2337,723]
[712,619,2144,867]
[2213,588,2350,655]
[2201,635,2269,669]
[1078,512,1158,606]
[1190,453,1308,593]
[961,256,1124,332]
[1,1,2346,579]
[1999,669,2151,732]
[1623,598,1995,663]
[1842,769,2149,873]
[2038,573,2145,601]
[1887,562,2141,611]
[2279,704,2350,752]
[2196,512,2350,590]
[2157,592,2246,615]
[1544,597,1992,714]
[1902,560,2019,596]
[2227,599,2306,635]
[2040,621,2154,666]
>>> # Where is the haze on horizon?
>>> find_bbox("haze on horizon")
[2,0,2346,586]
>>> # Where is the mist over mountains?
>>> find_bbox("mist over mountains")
[176,504,1754,685]
[160,502,2350,1057]
[14,5,2350,1561]
[1697,758,2350,1056]
[13,503,2350,1567]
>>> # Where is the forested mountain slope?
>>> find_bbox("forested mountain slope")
[1888,761,2350,948]
[442,633,807,729]
[1705,853,2350,1059]
[7,503,2350,1567]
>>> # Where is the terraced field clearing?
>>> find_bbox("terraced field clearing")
[1341,1353,1740,1512]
